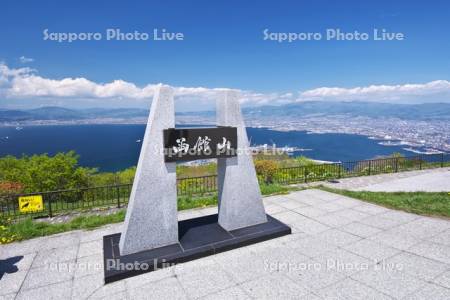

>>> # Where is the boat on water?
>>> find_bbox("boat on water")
[378,140,409,146]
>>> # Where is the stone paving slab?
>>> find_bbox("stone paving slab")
[319,167,450,192]
[1,188,450,299]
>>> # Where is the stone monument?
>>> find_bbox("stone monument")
[103,85,290,283]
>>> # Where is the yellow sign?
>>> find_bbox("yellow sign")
[18,195,43,213]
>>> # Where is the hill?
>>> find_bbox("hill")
[1,102,449,123]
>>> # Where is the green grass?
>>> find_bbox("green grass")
[178,195,218,210]
[5,210,126,242]
[321,187,450,219]
[4,184,449,244]
[177,184,297,210]
[2,183,297,243]
[260,183,299,195]
[6,182,449,243]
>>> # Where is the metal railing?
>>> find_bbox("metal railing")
[274,153,448,184]
[1,153,448,218]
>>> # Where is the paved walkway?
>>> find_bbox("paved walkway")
[1,189,450,299]
[319,167,450,192]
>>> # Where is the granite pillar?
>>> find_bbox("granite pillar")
[119,85,178,255]
[217,91,267,231]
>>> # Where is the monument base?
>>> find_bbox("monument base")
[103,214,291,283]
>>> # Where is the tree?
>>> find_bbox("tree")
[0,151,96,193]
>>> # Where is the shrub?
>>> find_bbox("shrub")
[0,215,19,244]
[0,151,96,193]
[255,160,278,184]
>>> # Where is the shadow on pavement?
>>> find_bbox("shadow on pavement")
[0,256,23,280]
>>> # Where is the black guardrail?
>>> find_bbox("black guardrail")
[1,153,448,218]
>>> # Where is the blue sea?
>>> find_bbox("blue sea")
[0,125,416,172]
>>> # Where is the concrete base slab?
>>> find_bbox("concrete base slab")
[103,214,291,283]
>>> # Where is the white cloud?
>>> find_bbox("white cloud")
[0,64,230,101]
[10,76,157,99]
[298,80,450,103]
[0,63,449,108]
[19,56,34,64]
[0,63,34,89]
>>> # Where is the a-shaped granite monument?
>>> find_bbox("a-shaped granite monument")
[103,85,291,283]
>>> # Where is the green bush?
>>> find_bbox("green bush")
[0,151,96,193]
[177,163,216,177]
[89,166,136,186]
[255,160,279,184]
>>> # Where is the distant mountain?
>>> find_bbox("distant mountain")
[0,102,449,123]
[28,107,82,120]
[244,102,450,120]
[0,107,148,122]
[80,108,149,118]
[0,109,32,121]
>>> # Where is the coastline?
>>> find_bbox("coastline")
[1,119,447,155]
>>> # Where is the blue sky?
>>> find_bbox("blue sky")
[1,0,450,110]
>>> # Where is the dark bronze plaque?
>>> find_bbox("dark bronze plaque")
[163,127,237,162]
